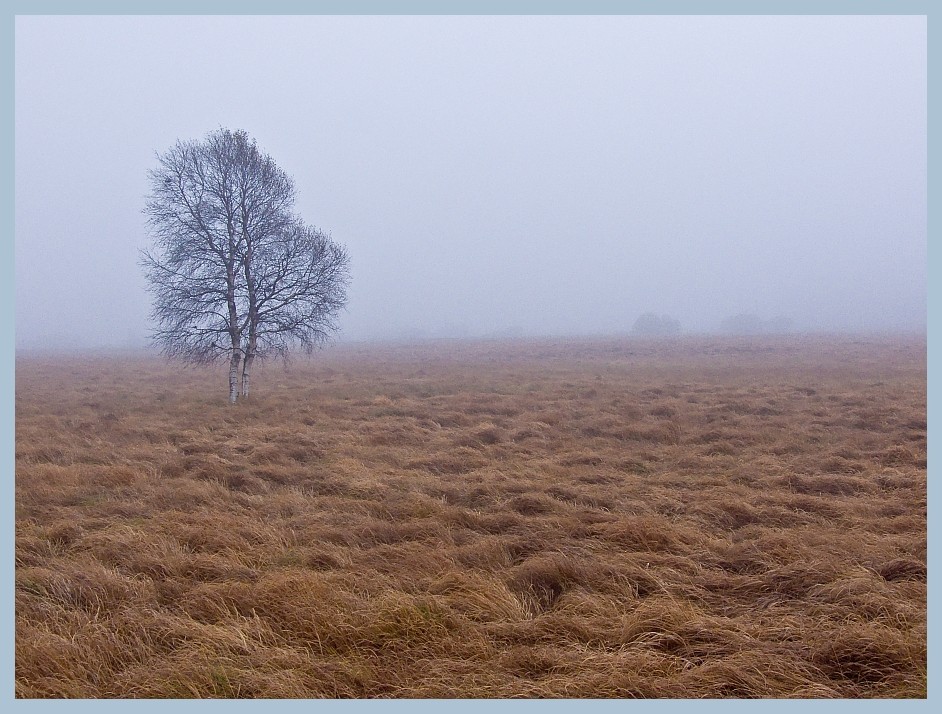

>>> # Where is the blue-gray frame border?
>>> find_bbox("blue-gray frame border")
[4,1,932,709]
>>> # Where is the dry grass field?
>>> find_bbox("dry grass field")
[15,335,926,698]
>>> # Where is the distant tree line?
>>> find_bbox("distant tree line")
[631,312,795,336]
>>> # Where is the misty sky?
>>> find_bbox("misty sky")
[15,15,926,349]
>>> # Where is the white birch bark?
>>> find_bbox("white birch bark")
[228,348,242,404]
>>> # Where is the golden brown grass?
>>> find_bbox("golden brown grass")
[15,334,926,698]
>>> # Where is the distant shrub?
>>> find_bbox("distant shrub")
[632,312,681,337]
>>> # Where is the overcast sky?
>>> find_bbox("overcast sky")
[15,15,926,349]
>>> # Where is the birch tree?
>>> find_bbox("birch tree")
[142,129,350,403]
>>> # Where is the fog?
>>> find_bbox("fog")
[15,15,926,351]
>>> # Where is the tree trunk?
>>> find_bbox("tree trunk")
[241,350,254,398]
[228,348,242,404]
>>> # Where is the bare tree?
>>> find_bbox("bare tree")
[142,129,349,402]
